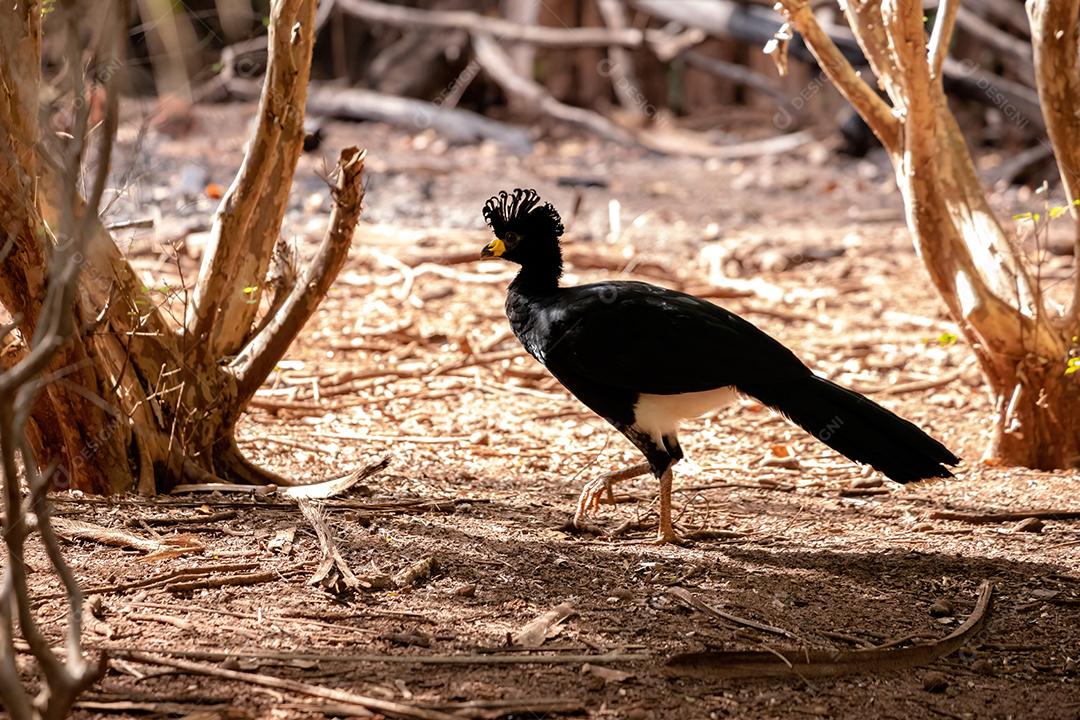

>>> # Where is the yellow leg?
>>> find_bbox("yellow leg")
[655,467,681,544]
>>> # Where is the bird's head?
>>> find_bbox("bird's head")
[481,188,564,266]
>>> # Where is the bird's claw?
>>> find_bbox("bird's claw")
[653,527,686,545]
[573,476,615,526]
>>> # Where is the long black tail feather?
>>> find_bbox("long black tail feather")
[740,375,959,483]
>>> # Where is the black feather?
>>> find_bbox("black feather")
[739,375,959,483]
[483,188,564,241]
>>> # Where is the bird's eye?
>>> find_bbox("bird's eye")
[504,231,521,247]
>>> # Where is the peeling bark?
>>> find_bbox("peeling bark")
[186,0,317,364]
[1028,0,1080,323]
[777,0,1080,467]
[0,0,366,493]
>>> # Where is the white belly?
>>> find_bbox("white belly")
[633,387,736,444]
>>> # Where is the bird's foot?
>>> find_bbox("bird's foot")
[573,476,617,526]
[573,462,652,528]
[653,524,686,546]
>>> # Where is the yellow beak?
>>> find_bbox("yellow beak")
[481,237,506,258]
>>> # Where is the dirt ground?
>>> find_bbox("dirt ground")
[18,103,1080,720]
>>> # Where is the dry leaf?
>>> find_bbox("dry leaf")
[513,602,577,647]
[583,663,634,684]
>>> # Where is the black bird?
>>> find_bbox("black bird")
[481,189,959,543]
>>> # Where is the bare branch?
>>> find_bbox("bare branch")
[0,2,118,715]
[187,0,317,362]
[221,63,533,151]
[1027,0,1080,323]
[955,7,1034,83]
[928,0,961,82]
[336,0,646,48]
[682,50,787,103]
[232,147,366,405]
[0,402,64,690]
[0,573,33,720]
[471,32,637,146]
[774,0,900,153]
[596,0,647,116]
[24,447,84,674]
[80,1,126,243]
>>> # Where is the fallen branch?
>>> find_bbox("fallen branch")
[165,568,302,593]
[985,143,1055,187]
[102,645,651,665]
[36,562,260,600]
[392,556,439,589]
[76,700,236,715]
[667,588,801,641]
[338,0,645,48]
[126,613,196,631]
[667,581,993,679]
[216,47,532,151]
[309,85,532,151]
[471,32,637,146]
[282,456,390,500]
[929,509,1080,524]
[639,128,816,159]
[956,8,1034,82]
[298,499,365,594]
[113,651,460,720]
[860,367,966,396]
[135,510,238,526]
[424,698,585,718]
[49,518,203,558]
[681,49,788,103]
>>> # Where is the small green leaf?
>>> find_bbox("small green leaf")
[243,285,258,295]
[1066,357,1080,376]
[937,332,958,346]
[1012,212,1033,221]
[1050,205,1069,219]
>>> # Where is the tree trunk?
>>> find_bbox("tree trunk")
[0,0,368,493]
[776,0,1080,468]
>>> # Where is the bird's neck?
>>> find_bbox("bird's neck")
[509,247,563,296]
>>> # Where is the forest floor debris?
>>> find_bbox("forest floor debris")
[20,106,1080,718]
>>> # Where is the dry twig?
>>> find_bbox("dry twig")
[668,581,994,678]
[930,509,1080,524]
[113,651,460,720]
[102,645,651,666]
[667,587,802,641]
[298,499,365,594]
[165,567,305,593]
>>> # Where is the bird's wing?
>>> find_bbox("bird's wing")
[541,281,810,395]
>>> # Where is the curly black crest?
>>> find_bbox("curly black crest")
[483,188,564,240]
